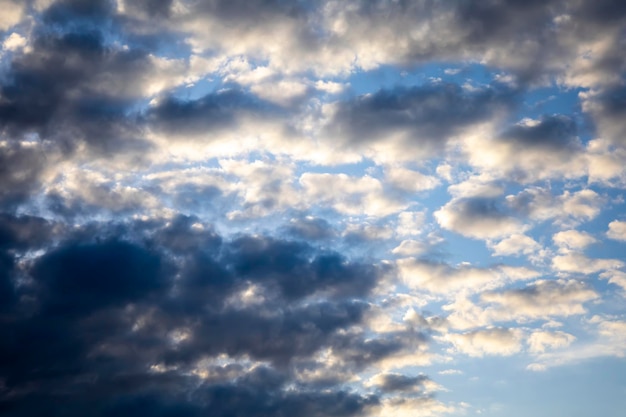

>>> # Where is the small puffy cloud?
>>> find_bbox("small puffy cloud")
[465,115,586,182]
[435,196,524,240]
[397,258,536,295]
[527,330,576,353]
[2,32,27,51]
[481,279,599,320]
[300,173,407,217]
[607,220,626,241]
[392,240,428,257]
[489,234,540,257]
[438,369,463,376]
[586,138,626,185]
[552,230,597,251]
[507,188,603,225]
[599,270,626,292]
[552,253,624,274]
[396,211,427,236]
[441,328,524,357]
[384,166,440,192]
[285,216,335,240]
[526,363,548,372]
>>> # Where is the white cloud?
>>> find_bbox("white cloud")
[489,234,540,257]
[607,220,626,241]
[480,280,599,320]
[2,32,27,51]
[506,188,603,225]
[300,173,408,217]
[441,328,523,357]
[599,270,626,292]
[435,197,524,240]
[0,0,23,31]
[392,240,428,257]
[552,253,624,274]
[369,397,456,417]
[527,330,576,353]
[385,166,440,192]
[552,230,597,251]
[396,211,426,236]
[464,116,586,183]
[397,259,536,295]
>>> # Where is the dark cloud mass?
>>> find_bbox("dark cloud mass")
[0,217,388,416]
[325,82,517,155]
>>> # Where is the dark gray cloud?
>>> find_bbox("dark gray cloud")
[284,216,336,240]
[146,89,278,137]
[0,217,392,416]
[583,82,626,146]
[0,143,46,208]
[325,82,517,155]
[372,373,429,394]
[499,115,580,150]
[0,28,150,156]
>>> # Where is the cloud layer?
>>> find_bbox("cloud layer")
[1,1,626,416]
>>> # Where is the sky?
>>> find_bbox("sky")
[1,0,626,416]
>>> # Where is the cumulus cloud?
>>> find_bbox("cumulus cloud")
[489,234,541,257]
[441,328,524,357]
[552,229,598,251]
[322,82,515,163]
[397,258,537,295]
[435,196,524,240]
[552,253,624,274]
[607,220,626,241]
[506,187,604,225]
[480,279,599,320]
[0,217,392,416]
[527,330,576,353]
[465,115,586,182]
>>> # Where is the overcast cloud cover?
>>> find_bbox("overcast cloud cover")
[1,0,626,416]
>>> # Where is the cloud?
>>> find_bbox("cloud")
[599,270,626,292]
[146,89,280,139]
[435,196,524,240]
[284,216,335,240]
[0,142,48,208]
[527,330,576,353]
[384,166,440,192]
[322,82,515,162]
[552,230,598,251]
[529,317,626,370]
[0,217,397,416]
[552,253,624,274]
[397,258,537,295]
[607,220,626,240]
[506,187,603,225]
[441,328,523,357]
[300,173,407,217]
[366,373,430,394]
[3,1,626,415]
[489,234,540,257]
[480,279,599,320]
[0,0,24,30]
[464,115,586,182]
